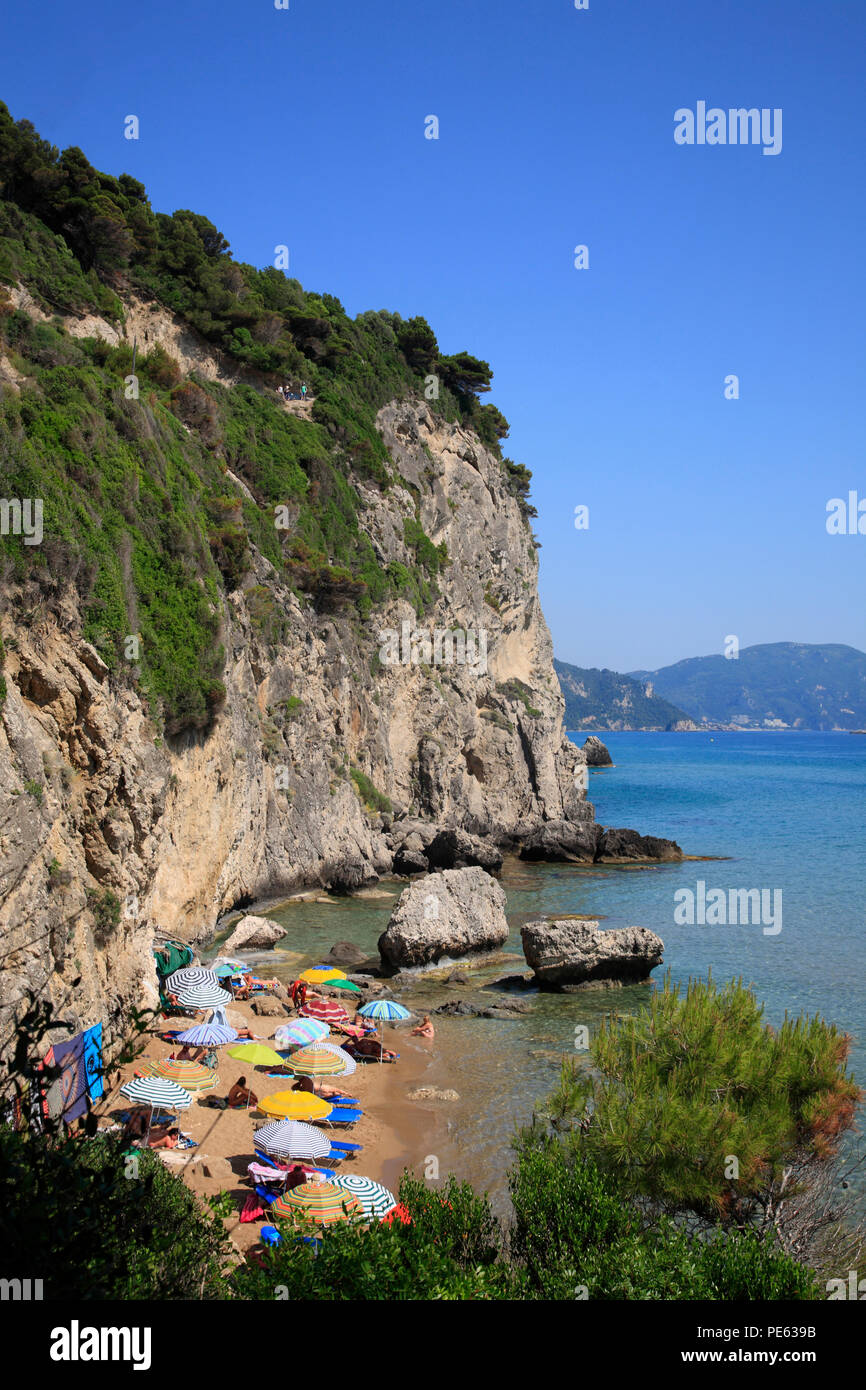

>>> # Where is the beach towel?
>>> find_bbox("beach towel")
[52,1032,88,1124]
[83,1023,104,1101]
[241,1194,266,1223]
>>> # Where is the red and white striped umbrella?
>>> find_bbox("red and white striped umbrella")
[300,999,350,1025]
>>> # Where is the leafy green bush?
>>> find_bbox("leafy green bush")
[349,766,392,814]
[0,1129,230,1300]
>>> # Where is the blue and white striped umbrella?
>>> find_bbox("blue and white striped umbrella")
[165,967,220,992]
[333,1174,397,1218]
[274,1020,329,1048]
[175,984,233,1010]
[254,1119,331,1160]
[120,1076,193,1110]
[174,1022,238,1047]
[358,1000,411,1021]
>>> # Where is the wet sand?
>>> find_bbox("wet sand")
[100,998,447,1259]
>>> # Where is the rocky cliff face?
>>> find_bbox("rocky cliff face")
[0,289,594,1061]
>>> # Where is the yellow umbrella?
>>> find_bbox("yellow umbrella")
[300,968,346,984]
[257,1090,333,1121]
[226,1043,285,1067]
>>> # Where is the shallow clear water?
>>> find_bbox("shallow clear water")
[214,731,866,1211]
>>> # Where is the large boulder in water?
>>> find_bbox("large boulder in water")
[223,914,287,952]
[582,735,613,766]
[521,917,664,991]
[378,867,509,969]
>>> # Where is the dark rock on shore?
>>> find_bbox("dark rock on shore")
[388,820,504,876]
[433,996,532,1019]
[521,917,664,991]
[519,818,600,862]
[324,941,369,967]
[519,819,681,864]
[582,735,613,766]
[596,827,682,861]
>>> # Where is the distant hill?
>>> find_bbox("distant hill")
[554,660,695,731]
[628,642,866,731]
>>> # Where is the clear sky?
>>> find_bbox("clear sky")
[2,0,863,670]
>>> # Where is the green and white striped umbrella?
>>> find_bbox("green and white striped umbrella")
[120,1076,192,1110]
[334,1174,398,1218]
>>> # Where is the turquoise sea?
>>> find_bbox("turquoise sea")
[228,731,866,1210]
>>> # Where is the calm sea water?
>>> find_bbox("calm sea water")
[219,731,866,1209]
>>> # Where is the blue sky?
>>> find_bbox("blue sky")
[2,0,863,670]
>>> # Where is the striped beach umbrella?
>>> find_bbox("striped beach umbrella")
[148,1058,217,1091]
[271,1181,362,1226]
[315,1042,357,1076]
[274,1020,329,1049]
[358,1000,411,1021]
[254,1119,331,1161]
[288,1043,349,1077]
[174,1022,238,1047]
[334,1174,397,1219]
[120,1076,193,1110]
[175,984,233,1011]
[300,968,346,984]
[257,1090,333,1121]
[226,1043,285,1068]
[301,999,350,1025]
[165,967,220,992]
[211,956,247,972]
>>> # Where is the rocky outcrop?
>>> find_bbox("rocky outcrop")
[387,819,503,876]
[222,914,287,952]
[521,918,664,991]
[520,819,681,864]
[378,867,509,969]
[595,828,682,862]
[582,735,613,766]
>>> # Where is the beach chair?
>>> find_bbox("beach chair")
[254,1148,285,1170]
[326,1109,362,1126]
[254,1184,281,1205]
[328,1139,362,1154]
[260,1225,282,1246]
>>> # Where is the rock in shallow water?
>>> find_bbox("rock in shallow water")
[223,914,287,952]
[378,867,509,969]
[521,918,664,990]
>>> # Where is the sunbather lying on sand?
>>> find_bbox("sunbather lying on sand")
[345,1037,397,1063]
[292,1075,345,1099]
[148,1128,180,1150]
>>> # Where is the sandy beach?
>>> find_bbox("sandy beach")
[100,997,446,1259]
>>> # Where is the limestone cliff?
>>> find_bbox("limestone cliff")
[0,286,593,1061]
[0,285,678,1069]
